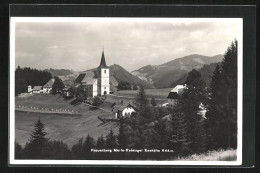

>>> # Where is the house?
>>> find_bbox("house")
[167,84,186,107]
[112,103,136,119]
[27,78,55,94]
[42,78,55,93]
[74,50,110,97]
[32,86,43,93]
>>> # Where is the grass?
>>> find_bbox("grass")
[179,149,237,161]
[114,88,171,100]
[15,94,117,148]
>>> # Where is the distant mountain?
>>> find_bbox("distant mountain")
[131,54,224,88]
[109,64,154,89]
[171,62,221,88]
[44,68,79,86]
[81,64,154,91]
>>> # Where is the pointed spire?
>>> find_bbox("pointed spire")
[98,48,108,69]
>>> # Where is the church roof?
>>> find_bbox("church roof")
[84,78,97,85]
[98,50,108,69]
[167,92,180,99]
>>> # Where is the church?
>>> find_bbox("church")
[74,50,110,97]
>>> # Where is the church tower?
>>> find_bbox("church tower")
[97,49,110,96]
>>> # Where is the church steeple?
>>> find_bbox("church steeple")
[98,49,108,69]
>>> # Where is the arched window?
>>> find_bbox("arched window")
[104,70,106,74]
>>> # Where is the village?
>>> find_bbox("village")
[20,50,197,120]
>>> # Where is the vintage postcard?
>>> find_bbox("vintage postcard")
[9,17,243,165]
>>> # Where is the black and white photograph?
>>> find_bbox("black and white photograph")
[9,17,243,165]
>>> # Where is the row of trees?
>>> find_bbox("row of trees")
[117,81,138,90]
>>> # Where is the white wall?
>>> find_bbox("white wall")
[122,107,135,117]
[101,68,110,96]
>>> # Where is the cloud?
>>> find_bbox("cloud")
[15,20,240,72]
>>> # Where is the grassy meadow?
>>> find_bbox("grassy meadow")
[15,94,117,148]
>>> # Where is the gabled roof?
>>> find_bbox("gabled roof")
[83,78,97,85]
[43,78,55,88]
[74,73,86,84]
[97,50,108,69]
[33,86,42,91]
[113,103,136,112]
[167,92,180,99]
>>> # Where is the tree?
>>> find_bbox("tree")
[71,138,84,159]
[15,141,23,159]
[133,85,138,90]
[52,76,65,94]
[168,103,191,157]
[151,97,157,107]
[92,96,103,107]
[151,110,169,150]
[96,135,105,149]
[83,134,96,159]
[117,81,132,90]
[75,84,88,101]
[23,118,49,159]
[181,69,207,154]
[117,118,127,148]
[105,129,118,149]
[48,140,71,159]
[205,40,238,149]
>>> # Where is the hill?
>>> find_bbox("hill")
[131,54,224,88]
[81,64,154,91]
[171,62,221,88]
[44,68,79,86]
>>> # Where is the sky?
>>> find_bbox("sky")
[14,18,241,72]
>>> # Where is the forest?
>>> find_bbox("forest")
[15,67,52,96]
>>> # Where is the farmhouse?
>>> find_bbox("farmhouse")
[112,103,136,119]
[74,50,110,97]
[167,84,186,107]
[28,78,55,94]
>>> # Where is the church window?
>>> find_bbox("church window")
[104,70,106,74]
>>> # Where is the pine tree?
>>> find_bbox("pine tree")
[71,138,84,159]
[181,69,207,154]
[206,40,238,149]
[105,128,118,149]
[15,141,23,159]
[23,118,49,159]
[168,103,191,157]
[152,115,168,149]
[83,134,95,159]
[52,76,65,94]
[151,97,157,107]
[117,118,127,149]
[96,135,105,149]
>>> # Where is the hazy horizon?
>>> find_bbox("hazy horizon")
[15,19,240,72]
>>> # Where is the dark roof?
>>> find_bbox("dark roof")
[98,50,108,69]
[74,73,86,84]
[167,92,180,99]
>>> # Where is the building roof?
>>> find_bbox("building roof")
[43,78,55,88]
[113,103,136,112]
[84,78,97,85]
[97,50,108,69]
[74,71,97,84]
[33,86,42,91]
[167,92,180,99]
